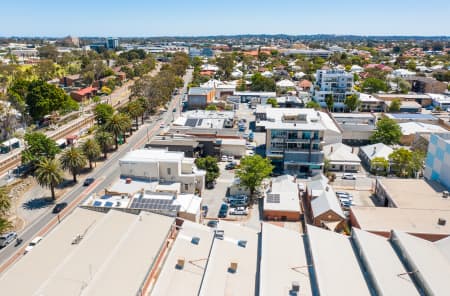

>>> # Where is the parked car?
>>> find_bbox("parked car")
[221,155,228,162]
[201,205,208,217]
[227,156,234,162]
[207,220,219,228]
[342,173,356,180]
[0,232,17,248]
[225,162,237,170]
[246,150,255,156]
[336,191,353,201]
[83,178,95,186]
[24,236,43,254]
[159,123,165,128]
[229,200,248,208]
[206,182,215,189]
[52,202,68,214]
[226,195,248,203]
[229,207,249,215]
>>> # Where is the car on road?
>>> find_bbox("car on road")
[0,232,17,248]
[207,220,219,228]
[221,155,228,162]
[201,205,208,217]
[83,178,95,186]
[225,162,237,170]
[24,236,43,254]
[342,173,356,180]
[52,202,68,214]
[229,207,248,215]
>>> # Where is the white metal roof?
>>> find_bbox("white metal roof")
[399,122,447,136]
[352,228,420,296]
[323,143,361,164]
[310,186,345,219]
[119,149,185,163]
[264,175,301,213]
[307,225,371,296]
[391,230,450,296]
[359,143,394,161]
[260,223,313,296]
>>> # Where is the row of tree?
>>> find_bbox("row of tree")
[371,148,425,178]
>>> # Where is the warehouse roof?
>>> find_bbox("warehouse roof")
[260,223,313,296]
[307,225,371,296]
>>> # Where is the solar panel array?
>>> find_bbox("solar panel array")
[185,118,198,127]
[130,198,181,212]
[266,193,280,203]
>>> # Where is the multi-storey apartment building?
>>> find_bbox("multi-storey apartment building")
[313,69,356,112]
[256,107,341,176]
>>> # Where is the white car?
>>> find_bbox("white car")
[227,156,234,162]
[221,155,228,162]
[342,173,356,180]
[159,123,165,128]
[24,236,43,254]
[246,150,255,156]
[229,207,248,215]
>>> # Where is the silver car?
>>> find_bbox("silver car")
[0,232,17,248]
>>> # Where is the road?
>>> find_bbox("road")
[0,68,192,271]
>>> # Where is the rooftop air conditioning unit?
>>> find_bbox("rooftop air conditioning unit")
[238,240,247,248]
[215,230,224,240]
[438,218,447,226]
[229,262,238,273]
[191,237,200,245]
[443,191,449,198]
[176,258,185,270]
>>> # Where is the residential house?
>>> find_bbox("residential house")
[59,74,82,87]
[70,86,97,102]
[406,76,448,94]
[323,143,361,172]
[358,143,393,172]
[263,175,301,221]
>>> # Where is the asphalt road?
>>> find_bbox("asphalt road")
[0,68,192,269]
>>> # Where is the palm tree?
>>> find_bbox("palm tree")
[0,218,12,234]
[81,138,101,169]
[137,97,150,124]
[0,187,11,216]
[95,130,114,159]
[127,100,145,129]
[60,146,87,183]
[35,158,63,200]
[105,113,131,149]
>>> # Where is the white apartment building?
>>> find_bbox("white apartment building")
[119,149,205,194]
[313,69,356,112]
[256,107,341,176]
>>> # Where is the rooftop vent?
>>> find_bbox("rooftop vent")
[191,237,200,245]
[228,262,238,273]
[176,258,185,270]
[238,240,247,248]
[438,218,447,226]
[442,191,449,198]
[215,230,224,240]
[291,281,300,292]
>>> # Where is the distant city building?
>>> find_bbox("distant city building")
[313,69,356,112]
[106,37,119,49]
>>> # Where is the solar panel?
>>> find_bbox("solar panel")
[266,194,280,203]
[93,201,102,207]
[185,118,198,127]
[104,201,113,207]
[130,198,181,212]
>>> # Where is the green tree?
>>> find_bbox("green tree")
[236,155,273,198]
[81,138,101,169]
[0,218,12,235]
[389,148,412,177]
[37,45,58,62]
[35,158,63,200]
[370,157,389,176]
[362,77,388,93]
[407,60,417,71]
[35,59,57,81]
[60,146,87,183]
[216,54,234,79]
[370,117,402,145]
[409,150,426,177]
[266,98,279,108]
[126,100,145,128]
[95,130,114,159]
[306,100,321,110]
[250,73,276,92]
[389,99,402,113]
[344,94,360,112]
[325,94,334,112]
[0,187,11,216]
[398,80,411,94]
[22,132,60,166]
[195,156,220,184]
[94,103,114,125]
[105,113,131,149]
[205,104,218,111]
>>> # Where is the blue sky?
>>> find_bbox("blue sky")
[2,0,449,36]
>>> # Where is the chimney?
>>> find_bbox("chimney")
[352,147,355,153]
[330,146,334,153]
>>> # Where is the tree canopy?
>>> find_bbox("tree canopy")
[195,156,220,184]
[266,98,279,108]
[344,94,360,112]
[22,132,60,165]
[94,103,114,125]
[370,117,402,145]
[235,155,273,196]
[250,73,276,92]
[362,77,388,93]
[389,99,402,112]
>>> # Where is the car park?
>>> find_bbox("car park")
[201,205,208,217]
[0,232,17,248]
[229,207,248,215]
[52,202,68,214]
[24,236,43,254]
[83,178,95,186]
[342,173,356,180]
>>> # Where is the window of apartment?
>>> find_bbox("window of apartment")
[287,131,298,139]
[302,131,311,139]
[167,168,171,175]
[271,130,286,139]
